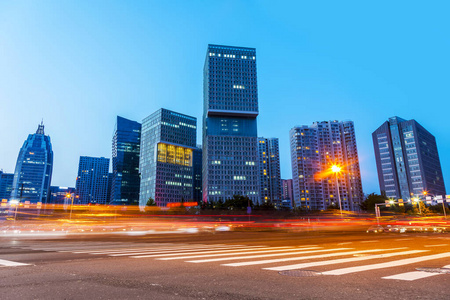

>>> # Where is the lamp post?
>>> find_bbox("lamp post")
[66,193,75,220]
[423,191,446,219]
[413,197,422,215]
[331,165,342,217]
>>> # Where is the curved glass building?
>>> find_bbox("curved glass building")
[11,122,53,203]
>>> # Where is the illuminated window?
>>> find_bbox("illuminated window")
[176,147,184,165]
[184,148,192,166]
[157,144,166,163]
[157,143,192,167]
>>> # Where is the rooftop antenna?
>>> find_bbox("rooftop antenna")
[36,119,45,135]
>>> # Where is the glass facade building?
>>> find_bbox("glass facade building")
[75,156,110,204]
[373,117,446,200]
[0,171,14,201]
[203,44,259,203]
[11,123,53,203]
[139,108,197,208]
[290,120,363,211]
[111,116,141,205]
[258,137,281,205]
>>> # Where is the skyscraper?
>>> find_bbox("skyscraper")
[11,122,53,203]
[139,108,197,208]
[75,156,110,204]
[258,137,281,205]
[203,44,259,204]
[290,120,363,211]
[0,171,14,201]
[373,116,446,200]
[111,116,141,205]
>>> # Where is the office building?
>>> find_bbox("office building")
[373,116,446,200]
[111,116,141,205]
[290,120,363,211]
[258,137,281,205]
[139,108,197,208]
[202,44,259,203]
[0,171,14,201]
[75,156,110,204]
[11,122,53,203]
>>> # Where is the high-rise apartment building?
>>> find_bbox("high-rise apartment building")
[290,120,363,211]
[258,137,281,205]
[373,117,446,200]
[75,156,110,204]
[202,44,259,203]
[11,122,53,203]
[139,108,197,208]
[281,179,293,202]
[111,116,141,205]
[0,171,14,201]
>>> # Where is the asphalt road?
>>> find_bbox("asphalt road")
[0,230,449,300]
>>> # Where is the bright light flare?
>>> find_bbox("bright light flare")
[331,165,341,173]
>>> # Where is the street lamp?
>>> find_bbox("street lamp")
[331,165,342,217]
[422,191,446,219]
[66,193,74,220]
[413,197,422,215]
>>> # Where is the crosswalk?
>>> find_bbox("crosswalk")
[12,242,450,281]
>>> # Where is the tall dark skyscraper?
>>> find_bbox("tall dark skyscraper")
[139,108,197,208]
[203,44,259,204]
[290,120,363,211]
[75,156,110,204]
[193,146,203,204]
[0,171,14,201]
[111,116,141,205]
[11,122,53,203]
[373,116,446,200]
[258,137,281,205]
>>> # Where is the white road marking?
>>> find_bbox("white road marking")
[264,250,426,271]
[0,259,30,267]
[322,252,450,275]
[71,244,234,254]
[423,244,448,247]
[382,264,450,281]
[187,248,351,263]
[223,248,407,267]
[154,247,299,260]
[395,238,412,241]
[382,271,440,281]
[90,245,255,255]
[337,242,352,245]
[109,246,266,257]
[360,240,379,243]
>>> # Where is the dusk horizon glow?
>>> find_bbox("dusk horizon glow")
[1,1,449,195]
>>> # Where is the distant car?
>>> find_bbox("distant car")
[366,225,384,233]
[384,225,407,233]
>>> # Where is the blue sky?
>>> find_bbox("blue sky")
[1,0,449,194]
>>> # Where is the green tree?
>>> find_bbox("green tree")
[224,195,252,210]
[359,193,387,211]
[146,197,156,206]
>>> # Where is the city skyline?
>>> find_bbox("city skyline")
[1,1,449,195]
